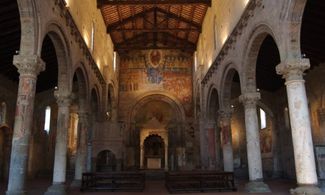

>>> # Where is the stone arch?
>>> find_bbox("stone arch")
[220,63,241,110]
[17,0,39,55]
[206,85,220,121]
[96,150,117,172]
[129,91,186,123]
[242,24,282,92]
[72,64,89,102]
[284,0,308,59]
[142,134,166,169]
[41,22,72,94]
[90,86,100,116]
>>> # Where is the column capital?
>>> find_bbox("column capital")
[13,55,45,76]
[205,120,216,129]
[54,91,72,107]
[218,109,232,126]
[276,58,310,81]
[239,92,260,108]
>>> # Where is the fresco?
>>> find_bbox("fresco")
[134,100,175,126]
[119,50,193,117]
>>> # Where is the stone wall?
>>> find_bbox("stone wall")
[64,0,114,73]
[196,0,249,72]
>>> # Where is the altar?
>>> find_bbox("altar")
[147,158,162,169]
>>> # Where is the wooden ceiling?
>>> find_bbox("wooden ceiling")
[97,0,211,54]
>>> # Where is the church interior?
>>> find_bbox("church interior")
[1,0,325,194]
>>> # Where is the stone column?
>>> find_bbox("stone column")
[45,93,71,195]
[6,55,45,195]
[218,110,234,172]
[71,111,88,187]
[86,118,93,172]
[239,92,270,193]
[199,118,208,169]
[140,145,144,169]
[276,58,321,195]
[206,121,216,170]
[86,142,92,172]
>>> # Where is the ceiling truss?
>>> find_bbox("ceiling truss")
[98,0,210,53]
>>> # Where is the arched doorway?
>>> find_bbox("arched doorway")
[96,150,117,172]
[142,135,165,169]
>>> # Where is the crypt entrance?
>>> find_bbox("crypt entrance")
[126,94,187,171]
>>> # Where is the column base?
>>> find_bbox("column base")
[44,184,67,195]
[319,179,325,192]
[245,181,271,193]
[290,185,322,195]
[6,190,27,195]
[70,179,81,188]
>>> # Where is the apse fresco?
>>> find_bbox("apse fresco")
[134,100,175,126]
[119,50,193,117]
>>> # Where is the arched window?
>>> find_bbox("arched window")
[113,51,117,72]
[258,107,267,129]
[90,21,95,52]
[213,15,217,50]
[44,106,51,133]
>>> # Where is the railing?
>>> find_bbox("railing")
[81,172,145,192]
[165,171,236,193]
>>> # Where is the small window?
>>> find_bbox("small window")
[90,21,95,52]
[213,15,217,50]
[259,108,266,129]
[44,106,51,133]
[113,51,117,72]
[194,52,198,71]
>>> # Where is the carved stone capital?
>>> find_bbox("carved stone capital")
[54,91,72,107]
[276,58,310,82]
[13,55,45,76]
[205,121,216,129]
[218,109,232,126]
[239,92,260,109]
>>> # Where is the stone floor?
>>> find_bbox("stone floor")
[0,179,296,195]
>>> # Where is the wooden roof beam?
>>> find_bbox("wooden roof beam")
[107,7,156,32]
[156,7,201,30]
[116,45,196,52]
[98,0,211,6]
[110,28,200,32]
[116,32,197,49]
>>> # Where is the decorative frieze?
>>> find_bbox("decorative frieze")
[54,0,106,86]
